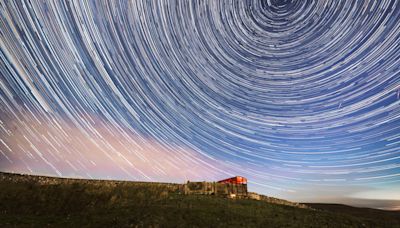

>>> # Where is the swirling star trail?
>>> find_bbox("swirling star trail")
[1,0,400,209]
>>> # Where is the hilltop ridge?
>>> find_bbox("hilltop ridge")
[0,172,399,227]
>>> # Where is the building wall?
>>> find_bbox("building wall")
[182,181,248,197]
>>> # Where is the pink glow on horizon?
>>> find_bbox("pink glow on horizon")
[0,113,231,183]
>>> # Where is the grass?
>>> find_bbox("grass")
[0,173,399,227]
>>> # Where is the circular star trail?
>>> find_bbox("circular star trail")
[1,0,400,200]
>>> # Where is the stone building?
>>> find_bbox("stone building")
[182,176,248,198]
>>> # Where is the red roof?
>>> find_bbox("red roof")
[217,176,247,184]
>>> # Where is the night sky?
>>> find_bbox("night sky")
[1,0,400,209]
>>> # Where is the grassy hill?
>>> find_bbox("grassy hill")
[0,172,399,227]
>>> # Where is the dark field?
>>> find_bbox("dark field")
[0,172,399,227]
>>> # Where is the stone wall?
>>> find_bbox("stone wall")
[248,192,308,209]
[0,172,180,191]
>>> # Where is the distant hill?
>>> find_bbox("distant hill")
[305,203,400,224]
[0,172,399,227]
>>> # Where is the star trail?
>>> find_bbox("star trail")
[1,0,400,208]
